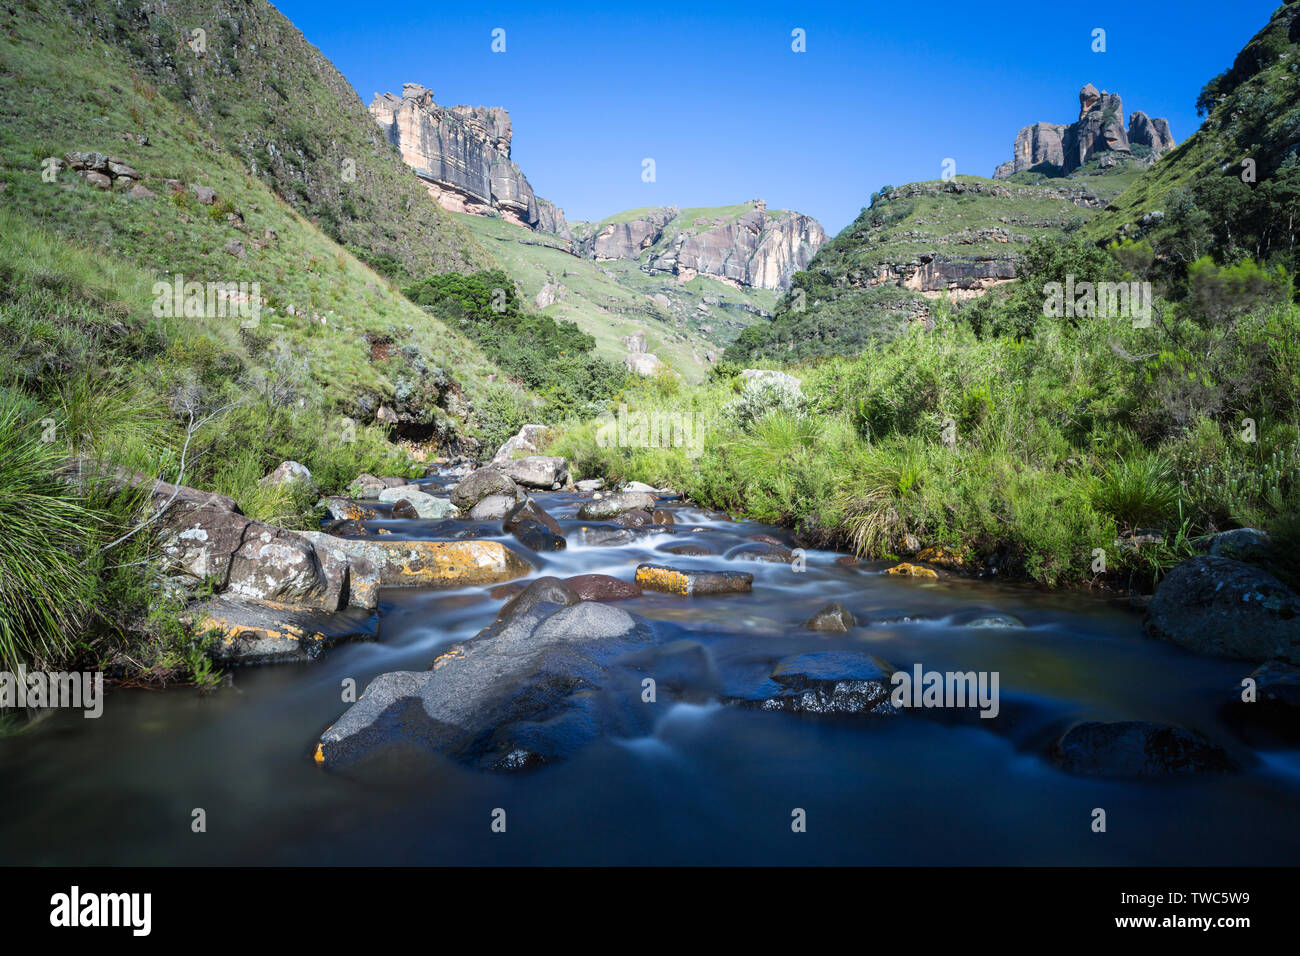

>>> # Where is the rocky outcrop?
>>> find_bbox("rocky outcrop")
[1128,110,1176,157]
[650,204,825,291]
[584,207,678,259]
[370,83,569,237]
[994,84,1175,178]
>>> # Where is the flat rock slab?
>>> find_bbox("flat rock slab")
[316,601,658,771]
[636,564,753,595]
[189,596,376,664]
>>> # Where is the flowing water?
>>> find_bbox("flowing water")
[2,474,1298,865]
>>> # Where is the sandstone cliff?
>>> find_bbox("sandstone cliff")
[371,84,570,238]
[994,84,1176,178]
[576,201,825,291]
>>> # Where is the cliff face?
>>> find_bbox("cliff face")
[577,202,825,291]
[371,84,570,238]
[995,84,1176,178]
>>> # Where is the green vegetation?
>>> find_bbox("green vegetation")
[555,233,1300,590]
[405,270,629,420]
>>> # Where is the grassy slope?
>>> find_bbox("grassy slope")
[0,0,505,412]
[455,211,775,382]
[62,0,493,281]
[727,165,1148,361]
[1087,2,1300,244]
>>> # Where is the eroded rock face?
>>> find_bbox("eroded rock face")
[584,207,678,259]
[370,84,569,237]
[652,207,826,291]
[1144,556,1300,664]
[994,85,1174,178]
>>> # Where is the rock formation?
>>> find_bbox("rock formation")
[370,83,570,238]
[994,84,1175,178]
[652,205,826,291]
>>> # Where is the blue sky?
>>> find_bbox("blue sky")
[274,0,1280,234]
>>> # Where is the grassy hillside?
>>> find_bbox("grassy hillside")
[55,0,493,281]
[1087,0,1300,258]
[456,211,776,382]
[727,167,1144,362]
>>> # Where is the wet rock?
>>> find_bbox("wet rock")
[503,498,561,535]
[803,602,856,633]
[885,563,939,579]
[260,460,316,496]
[573,525,652,547]
[747,534,786,547]
[468,494,517,521]
[500,455,569,489]
[1222,661,1300,743]
[187,595,376,664]
[450,469,520,512]
[835,555,862,566]
[576,479,604,492]
[651,509,675,525]
[659,542,717,556]
[488,581,526,601]
[316,601,657,771]
[298,532,532,589]
[390,499,420,520]
[321,497,377,522]
[1049,721,1235,778]
[725,542,794,563]
[377,486,458,519]
[916,546,967,572]
[963,612,1025,629]
[1145,556,1300,664]
[512,520,566,552]
[498,576,580,622]
[725,651,897,716]
[577,492,656,519]
[614,508,653,527]
[624,639,717,700]
[565,574,641,602]
[635,564,753,595]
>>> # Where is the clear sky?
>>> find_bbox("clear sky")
[272,0,1280,235]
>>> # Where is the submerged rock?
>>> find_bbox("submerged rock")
[659,542,717,556]
[1222,662,1300,743]
[963,612,1025,629]
[725,542,794,563]
[1049,721,1235,778]
[1145,556,1300,664]
[725,651,897,716]
[803,602,856,633]
[316,601,658,771]
[635,564,753,595]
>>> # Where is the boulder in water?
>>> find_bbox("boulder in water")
[577,492,656,519]
[635,564,753,595]
[1145,556,1300,664]
[500,455,569,489]
[724,651,897,716]
[503,498,562,536]
[450,469,520,512]
[803,602,856,633]
[565,574,641,601]
[1049,721,1235,777]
